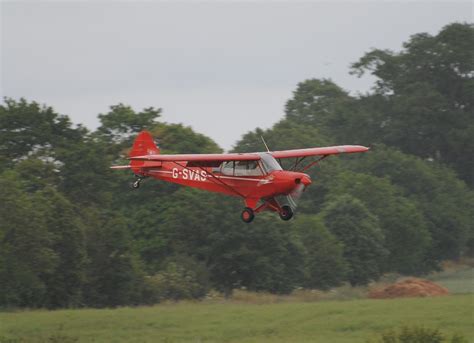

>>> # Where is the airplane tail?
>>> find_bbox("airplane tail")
[129,130,160,158]
[110,131,161,179]
[129,130,160,172]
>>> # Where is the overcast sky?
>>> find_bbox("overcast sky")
[1,1,472,150]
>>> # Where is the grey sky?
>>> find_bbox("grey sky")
[1,1,472,150]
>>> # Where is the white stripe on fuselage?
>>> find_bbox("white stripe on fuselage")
[150,170,270,183]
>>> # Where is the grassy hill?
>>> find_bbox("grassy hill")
[1,294,472,343]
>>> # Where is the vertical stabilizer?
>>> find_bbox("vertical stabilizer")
[130,131,160,171]
[129,131,160,157]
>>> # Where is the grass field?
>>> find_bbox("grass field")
[1,294,473,343]
[429,265,474,294]
[1,266,472,343]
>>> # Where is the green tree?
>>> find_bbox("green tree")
[321,195,388,286]
[81,208,145,307]
[144,255,210,302]
[97,104,162,145]
[349,145,474,261]
[328,171,433,274]
[285,79,351,129]
[12,158,60,193]
[152,123,222,154]
[0,98,83,170]
[0,172,57,307]
[207,213,305,295]
[57,137,115,205]
[234,120,329,154]
[34,188,87,308]
[0,98,111,205]
[351,23,474,186]
[292,216,348,289]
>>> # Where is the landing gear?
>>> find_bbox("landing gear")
[279,205,293,221]
[241,207,255,223]
[131,176,144,189]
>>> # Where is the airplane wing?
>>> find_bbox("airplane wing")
[129,153,261,162]
[271,145,369,159]
[114,146,367,172]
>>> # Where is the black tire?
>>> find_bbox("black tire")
[241,207,255,223]
[279,205,293,221]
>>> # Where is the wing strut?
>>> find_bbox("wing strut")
[291,156,307,171]
[197,166,246,198]
[298,155,329,172]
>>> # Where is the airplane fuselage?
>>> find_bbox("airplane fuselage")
[139,161,311,202]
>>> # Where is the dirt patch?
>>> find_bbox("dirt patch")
[369,278,449,299]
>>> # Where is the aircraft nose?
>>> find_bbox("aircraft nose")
[295,174,312,186]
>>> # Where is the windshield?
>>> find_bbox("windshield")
[259,153,282,173]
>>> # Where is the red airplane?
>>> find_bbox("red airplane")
[112,131,369,223]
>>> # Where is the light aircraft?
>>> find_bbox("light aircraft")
[112,131,369,223]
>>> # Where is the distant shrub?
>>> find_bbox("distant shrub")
[367,326,468,343]
[0,334,79,343]
[216,285,367,304]
[0,337,19,343]
[230,289,281,304]
[143,257,210,303]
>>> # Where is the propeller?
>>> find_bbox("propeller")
[287,183,306,209]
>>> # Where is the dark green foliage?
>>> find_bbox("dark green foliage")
[321,195,388,286]
[206,213,305,295]
[327,171,433,274]
[0,98,83,167]
[57,138,115,205]
[152,123,222,154]
[97,103,161,144]
[351,23,474,186]
[81,209,145,307]
[0,172,56,307]
[36,188,86,308]
[143,256,210,302]
[285,79,351,128]
[367,326,468,343]
[232,120,329,157]
[292,216,348,289]
[348,145,473,262]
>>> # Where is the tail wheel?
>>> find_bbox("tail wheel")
[279,205,293,221]
[241,207,255,223]
[131,176,143,189]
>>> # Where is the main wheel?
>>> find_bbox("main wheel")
[279,205,293,221]
[241,207,255,223]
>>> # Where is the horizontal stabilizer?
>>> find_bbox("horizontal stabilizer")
[111,161,163,170]
[110,165,131,170]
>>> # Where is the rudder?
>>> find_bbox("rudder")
[130,131,160,157]
[130,131,160,172]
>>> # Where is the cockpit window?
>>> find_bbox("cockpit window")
[220,160,264,176]
[220,161,234,175]
[259,153,282,173]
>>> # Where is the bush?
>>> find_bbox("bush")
[367,326,468,343]
[143,257,210,303]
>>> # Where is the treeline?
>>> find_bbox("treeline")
[0,23,473,308]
